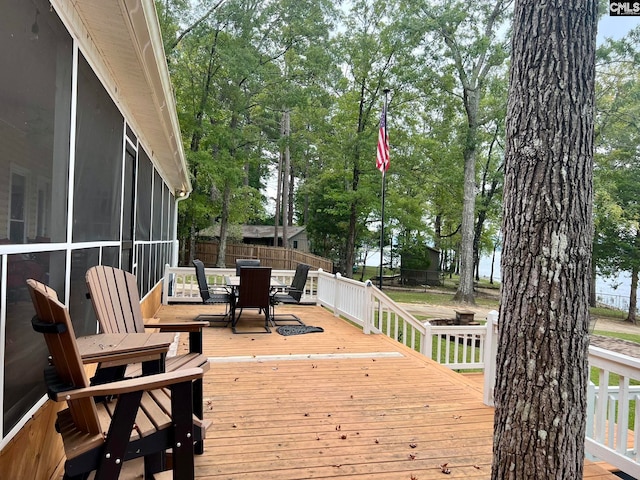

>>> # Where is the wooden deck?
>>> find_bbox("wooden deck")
[148,303,618,479]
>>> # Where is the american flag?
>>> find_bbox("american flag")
[376,105,389,173]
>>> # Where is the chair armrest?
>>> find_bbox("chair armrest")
[53,367,205,402]
[143,320,205,354]
[209,285,231,293]
[143,319,207,332]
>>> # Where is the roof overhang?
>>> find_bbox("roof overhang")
[52,0,191,195]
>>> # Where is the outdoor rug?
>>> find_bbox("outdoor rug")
[276,325,324,336]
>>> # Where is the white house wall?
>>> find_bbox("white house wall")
[0,0,187,448]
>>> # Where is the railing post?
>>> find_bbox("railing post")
[334,272,342,317]
[364,280,373,334]
[315,268,323,306]
[483,310,499,406]
[422,321,432,358]
[162,263,170,305]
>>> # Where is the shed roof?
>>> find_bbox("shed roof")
[199,225,307,240]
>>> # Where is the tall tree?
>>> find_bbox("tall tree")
[593,27,640,322]
[492,1,597,478]
[306,0,404,276]
[404,0,512,303]
[160,0,336,265]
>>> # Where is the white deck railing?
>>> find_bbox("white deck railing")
[161,265,640,478]
[316,270,487,371]
[586,346,640,478]
[162,264,319,305]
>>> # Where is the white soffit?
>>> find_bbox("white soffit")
[54,0,190,194]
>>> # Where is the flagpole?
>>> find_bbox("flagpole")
[379,88,390,290]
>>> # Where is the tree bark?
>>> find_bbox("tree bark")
[282,109,290,248]
[275,110,284,247]
[492,1,597,478]
[627,262,638,324]
[215,183,231,268]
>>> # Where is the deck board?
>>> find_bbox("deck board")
[151,303,619,480]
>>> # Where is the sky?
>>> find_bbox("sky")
[598,13,640,43]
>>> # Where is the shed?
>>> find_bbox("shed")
[200,224,310,252]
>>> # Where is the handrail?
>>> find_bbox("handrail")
[315,270,488,367]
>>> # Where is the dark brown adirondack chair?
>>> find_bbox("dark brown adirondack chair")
[85,265,210,453]
[232,266,272,334]
[27,279,208,480]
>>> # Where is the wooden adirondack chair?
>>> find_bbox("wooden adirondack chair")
[27,279,208,480]
[85,265,210,453]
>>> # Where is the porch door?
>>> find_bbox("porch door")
[121,144,136,272]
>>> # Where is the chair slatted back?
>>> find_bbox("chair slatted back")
[27,279,102,435]
[237,267,271,310]
[86,265,144,334]
[289,264,311,302]
[193,259,211,302]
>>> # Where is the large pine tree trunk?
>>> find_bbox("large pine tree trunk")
[627,263,638,324]
[216,184,231,268]
[453,93,478,304]
[491,1,597,478]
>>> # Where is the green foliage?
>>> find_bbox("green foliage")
[594,29,640,310]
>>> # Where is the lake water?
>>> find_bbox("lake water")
[479,251,636,312]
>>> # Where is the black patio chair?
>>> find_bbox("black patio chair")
[235,258,261,275]
[270,263,310,325]
[232,266,272,334]
[193,259,233,325]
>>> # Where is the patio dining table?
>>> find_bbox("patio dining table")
[224,275,285,289]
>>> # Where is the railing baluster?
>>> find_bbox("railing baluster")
[608,395,616,448]
[617,376,630,453]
